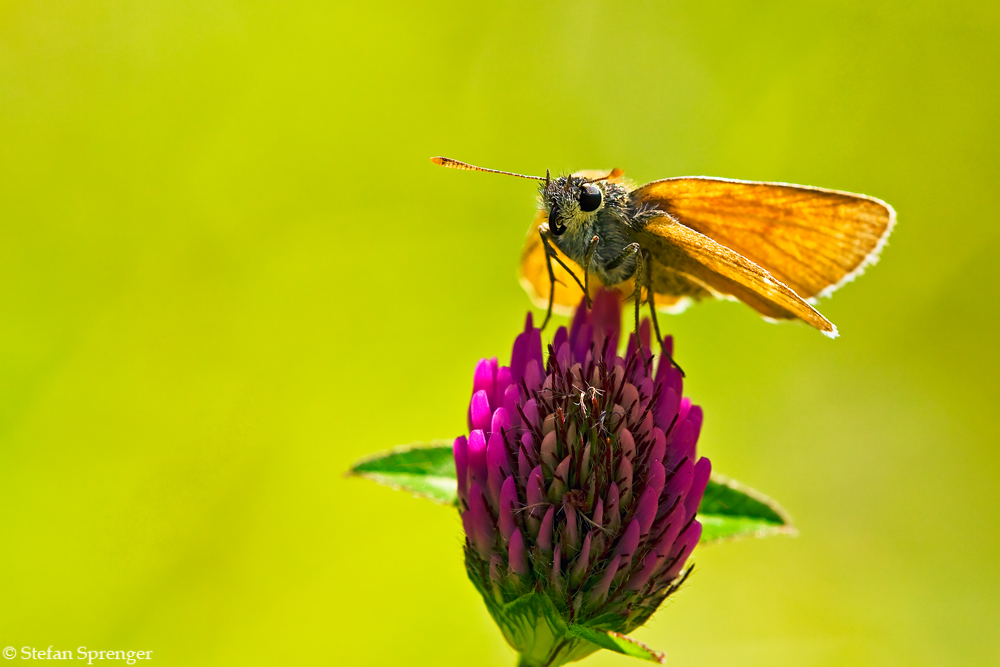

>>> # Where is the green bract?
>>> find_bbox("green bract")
[348,442,794,545]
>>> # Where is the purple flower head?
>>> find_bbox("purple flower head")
[453,290,711,666]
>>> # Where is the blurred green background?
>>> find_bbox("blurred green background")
[1,1,998,665]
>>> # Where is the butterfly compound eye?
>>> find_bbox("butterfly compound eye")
[578,184,602,212]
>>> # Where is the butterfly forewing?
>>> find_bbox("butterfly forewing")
[631,177,895,301]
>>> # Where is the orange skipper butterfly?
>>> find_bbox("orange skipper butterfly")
[432,157,895,344]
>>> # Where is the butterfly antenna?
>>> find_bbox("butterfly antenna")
[431,157,546,181]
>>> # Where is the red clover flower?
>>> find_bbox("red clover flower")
[453,290,711,667]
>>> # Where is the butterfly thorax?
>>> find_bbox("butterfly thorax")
[541,177,639,286]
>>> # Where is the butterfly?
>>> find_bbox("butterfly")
[432,156,895,347]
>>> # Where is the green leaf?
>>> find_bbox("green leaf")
[696,474,796,544]
[346,441,457,504]
[348,444,796,544]
[566,625,665,664]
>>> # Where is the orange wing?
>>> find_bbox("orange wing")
[637,216,837,336]
[631,177,895,302]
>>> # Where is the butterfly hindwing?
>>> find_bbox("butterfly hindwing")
[637,214,838,336]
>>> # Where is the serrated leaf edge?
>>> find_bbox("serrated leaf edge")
[566,625,666,664]
[345,441,458,506]
[697,472,797,545]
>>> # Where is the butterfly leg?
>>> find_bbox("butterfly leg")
[633,250,652,373]
[538,227,588,329]
[642,250,685,377]
[582,235,601,308]
[604,242,651,371]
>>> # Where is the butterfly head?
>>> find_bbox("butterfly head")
[541,171,625,237]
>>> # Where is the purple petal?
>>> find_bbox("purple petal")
[552,326,568,356]
[663,521,702,580]
[454,436,469,504]
[511,332,528,384]
[592,289,621,338]
[684,457,712,521]
[461,510,473,542]
[554,455,572,486]
[589,555,621,603]
[625,551,659,591]
[521,399,539,429]
[536,505,555,552]
[648,428,666,469]
[573,324,593,365]
[467,429,489,492]
[612,518,641,563]
[603,328,620,367]
[636,377,653,407]
[669,398,691,442]
[524,359,544,393]
[487,432,511,476]
[517,446,530,481]
[540,430,558,469]
[498,476,519,540]
[556,341,571,369]
[472,359,495,409]
[495,365,512,406]
[467,483,495,558]
[645,460,666,497]
[654,339,679,386]
[568,299,588,350]
[508,528,529,577]
[606,482,620,532]
[616,456,633,503]
[662,458,694,514]
[490,408,511,440]
[625,331,639,370]
[470,390,492,432]
[654,387,680,435]
[592,498,604,527]
[525,327,543,372]
[675,405,704,464]
[621,384,640,418]
[563,502,579,551]
[638,410,654,439]
[488,358,500,410]
[504,385,522,427]
[571,530,593,579]
[517,445,531,481]
[634,485,659,536]
[652,500,686,559]
[619,428,635,460]
[487,460,505,511]
[527,465,546,508]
